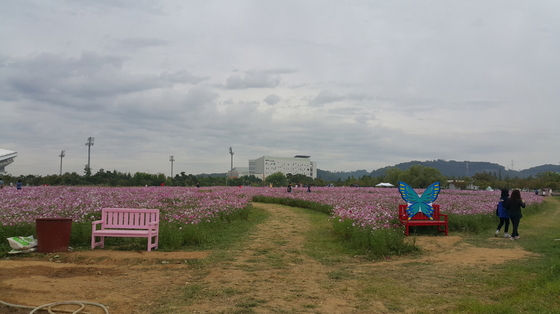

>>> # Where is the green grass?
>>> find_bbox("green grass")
[447,197,560,313]
[6,196,560,313]
[254,196,421,259]
[150,197,560,313]
[251,195,333,214]
[0,205,265,257]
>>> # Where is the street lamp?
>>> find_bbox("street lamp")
[59,150,65,176]
[169,155,175,178]
[229,147,234,177]
[85,137,94,173]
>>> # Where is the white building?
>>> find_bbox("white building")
[0,149,17,173]
[249,155,317,180]
[229,167,251,178]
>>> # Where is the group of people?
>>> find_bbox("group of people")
[286,184,311,193]
[0,178,23,190]
[495,189,526,240]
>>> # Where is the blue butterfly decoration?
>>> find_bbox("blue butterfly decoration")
[398,181,441,220]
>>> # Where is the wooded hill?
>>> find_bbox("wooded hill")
[318,160,560,181]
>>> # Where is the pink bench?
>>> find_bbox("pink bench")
[91,208,160,251]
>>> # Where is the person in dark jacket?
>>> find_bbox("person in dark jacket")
[495,189,510,238]
[505,189,525,240]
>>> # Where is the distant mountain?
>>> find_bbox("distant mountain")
[316,169,370,181]
[516,164,560,178]
[318,160,560,181]
[369,160,507,178]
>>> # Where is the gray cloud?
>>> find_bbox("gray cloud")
[264,94,281,105]
[308,90,346,106]
[225,71,281,89]
[116,37,170,50]
[1,1,559,176]
[224,69,295,89]
[1,52,207,114]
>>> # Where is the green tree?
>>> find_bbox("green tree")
[84,165,92,177]
[265,172,288,187]
[313,177,327,186]
[286,173,314,186]
[536,171,560,190]
[382,165,446,188]
[383,168,404,186]
[472,172,497,189]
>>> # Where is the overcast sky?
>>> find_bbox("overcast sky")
[1,1,559,177]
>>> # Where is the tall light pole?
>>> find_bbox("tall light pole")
[229,147,234,177]
[169,155,175,178]
[85,137,94,173]
[59,150,65,176]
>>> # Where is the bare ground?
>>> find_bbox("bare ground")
[0,203,536,314]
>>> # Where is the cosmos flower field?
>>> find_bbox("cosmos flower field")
[0,186,544,231]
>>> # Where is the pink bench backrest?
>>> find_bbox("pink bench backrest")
[101,208,159,229]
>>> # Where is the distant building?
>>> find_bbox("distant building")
[0,149,17,173]
[228,167,251,178]
[248,155,317,180]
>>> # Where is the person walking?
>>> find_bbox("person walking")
[495,189,511,238]
[506,189,526,240]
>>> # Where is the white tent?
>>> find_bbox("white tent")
[376,182,394,187]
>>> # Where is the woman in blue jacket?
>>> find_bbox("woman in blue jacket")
[495,189,511,238]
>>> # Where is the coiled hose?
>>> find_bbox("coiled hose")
[0,299,109,314]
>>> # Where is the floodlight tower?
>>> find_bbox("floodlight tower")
[169,155,175,178]
[229,147,234,176]
[59,150,65,176]
[85,137,94,172]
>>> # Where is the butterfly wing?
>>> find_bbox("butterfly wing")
[399,181,441,220]
[416,182,441,219]
[398,182,421,219]
[418,182,441,203]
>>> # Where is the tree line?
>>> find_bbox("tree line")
[1,165,558,190]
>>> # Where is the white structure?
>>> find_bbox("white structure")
[249,155,317,180]
[0,149,18,173]
[229,167,251,178]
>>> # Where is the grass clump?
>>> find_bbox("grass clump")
[444,197,560,313]
[331,217,419,258]
[251,195,332,214]
[0,205,265,256]
[254,196,419,259]
[447,200,546,235]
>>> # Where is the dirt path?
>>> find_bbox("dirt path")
[0,203,537,314]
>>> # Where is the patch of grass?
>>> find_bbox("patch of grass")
[332,218,420,259]
[273,240,288,246]
[441,198,560,313]
[235,297,267,308]
[182,283,245,305]
[182,283,206,301]
[298,207,358,265]
[254,196,421,259]
[0,205,265,257]
[447,213,500,234]
[251,195,333,214]
[243,248,291,269]
[447,201,547,236]
[327,268,354,280]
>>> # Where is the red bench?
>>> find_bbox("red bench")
[398,204,448,236]
[91,208,160,251]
